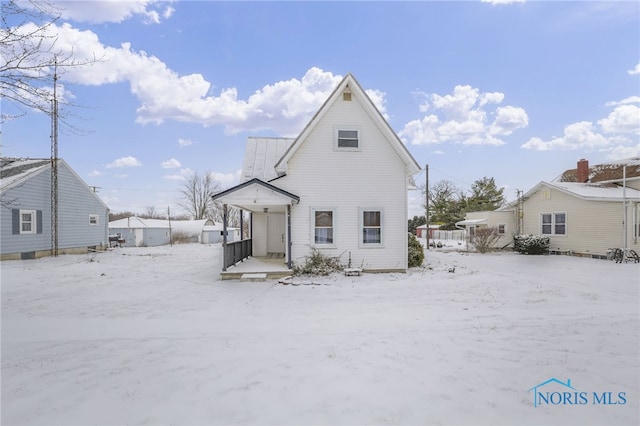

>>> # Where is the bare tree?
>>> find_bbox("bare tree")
[178,171,220,220]
[473,227,501,253]
[1,0,100,124]
[144,206,162,219]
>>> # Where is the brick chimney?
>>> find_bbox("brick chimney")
[577,159,589,183]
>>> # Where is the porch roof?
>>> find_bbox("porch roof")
[212,178,300,213]
[455,218,488,227]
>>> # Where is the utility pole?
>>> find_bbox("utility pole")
[50,62,59,257]
[425,164,429,250]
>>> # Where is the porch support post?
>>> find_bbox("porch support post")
[287,203,292,269]
[239,209,244,240]
[222,203,228,272]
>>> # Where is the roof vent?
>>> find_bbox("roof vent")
[343,85,352,101]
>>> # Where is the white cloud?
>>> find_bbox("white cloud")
[88,170,102,177]
[209,170,242,189]
[107,156,142,168]
[12,16,385,138]
[598,104,640,134]
[163,168,193,181]
[481,0,526,5]
[177,138,193,147]
[400,85,528,146]
[160,158,181,169]
[628,63,640,75]
[522,96,639,153]
[605,96,640,107]
[606,144,640,160]
[52,0,176,24]
[522,121,612,151]
[44,23,351,135]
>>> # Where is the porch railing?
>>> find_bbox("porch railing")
[223,238,252,270]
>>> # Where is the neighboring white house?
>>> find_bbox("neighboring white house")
[108,217,228,247]
[1,158,109,260]
[213,73,421,274]
[457,158,640,258]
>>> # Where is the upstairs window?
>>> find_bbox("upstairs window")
[498,224,506,235]
[336,129,359,150]
[89,214,99,226]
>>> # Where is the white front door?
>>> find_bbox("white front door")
[267,214,285,254]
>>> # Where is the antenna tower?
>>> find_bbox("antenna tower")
[50,62,59,256]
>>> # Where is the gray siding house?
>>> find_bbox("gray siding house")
[1,158,109,260]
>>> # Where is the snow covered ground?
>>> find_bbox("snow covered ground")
[2,243,638,425]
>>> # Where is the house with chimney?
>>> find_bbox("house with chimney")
[457,157,640,258]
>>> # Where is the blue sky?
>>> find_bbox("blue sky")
[3,0,639,218]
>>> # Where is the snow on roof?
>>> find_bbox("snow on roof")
[240,137,295,183]
[0,158,50,191]
[556,157,640,183]
[531,181,640,201]
[109,218,214,235]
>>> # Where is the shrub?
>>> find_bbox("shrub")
[293,249,343,276]
[514,234,550,255]
[408,232,424,267]
[473,226,501,253]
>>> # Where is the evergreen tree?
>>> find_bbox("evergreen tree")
[465,176,505,212]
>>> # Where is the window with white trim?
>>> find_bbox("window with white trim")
[336,129,359,150]
[89,214,99,226]
[313,210,334,245]
[541,213,566,235]
[20,210,36,234]
[362,210,382,245]
[498,224,506,235]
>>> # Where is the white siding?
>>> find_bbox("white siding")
[276,91,409,271]
[252,213,268,257]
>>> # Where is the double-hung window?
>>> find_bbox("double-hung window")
[362,210,382,245]
[541,213,566,236]
[20,210,36,234]
[89,214,99,226]
[314,210,334,245]
[335,128,360,150]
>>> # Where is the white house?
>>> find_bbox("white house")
[213,73,421,277]
[1,158,109,260]
[457,158,640,258]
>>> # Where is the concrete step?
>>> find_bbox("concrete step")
[241,273,267,282]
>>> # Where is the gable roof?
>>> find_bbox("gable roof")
[1,158,51,191]
[1,157,109,210]
[524,181,640,202]
[240,137,295,183]
[212,178,300,213]
[556,157,640,183]
[274,73,421,177]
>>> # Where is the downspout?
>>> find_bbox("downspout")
[287,204,292,269]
